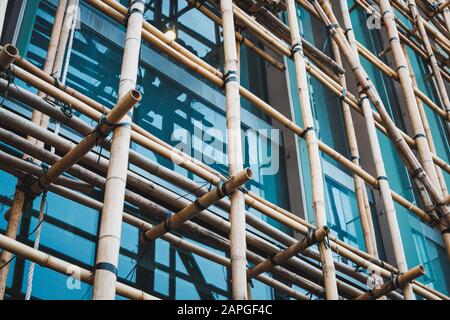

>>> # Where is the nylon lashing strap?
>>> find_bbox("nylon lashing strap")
[306,226,317,246]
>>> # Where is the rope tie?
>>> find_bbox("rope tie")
[300,126,315,138]
[92,115,131,164]
[306,226,317,245]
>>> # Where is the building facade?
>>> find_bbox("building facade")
[0,0,449,300]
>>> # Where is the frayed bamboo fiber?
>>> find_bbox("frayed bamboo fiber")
[247,226,329,279]
[285,0,338,300]
[0,233,159,300]
[355,266,425,300]
[221,0,248,300]
[142,169,253,242]
[313,0,448,234]
[331,0,415,299]
[5,63,446,290]
[91,0,145,300]
[331,36,377,257]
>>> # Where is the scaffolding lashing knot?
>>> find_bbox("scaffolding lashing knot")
[306,226,317,245]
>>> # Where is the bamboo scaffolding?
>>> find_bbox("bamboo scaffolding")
[26,90,140,197]
[0,152,312,300]
[313,0,418,299]
[331,36,378,257]
[407,0,450,131]
[91,0,145,300]
[285,0,338,300]
[355,266,425,300]
[0,80,366,299]
[0,0,446,300]
[0,0,68,299]
[7,59,447,294]
[0,87,443,300]
[312,0,449,243]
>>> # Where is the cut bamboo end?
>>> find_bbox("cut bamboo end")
[355,265,425,300]
[0,44,19,73]
[107,88,141,123]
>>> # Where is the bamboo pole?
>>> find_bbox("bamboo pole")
[402,44,448,197]
[142,169,253,242]
[220,0,249,300]
[355,266,425,300]
[285,0,338,300]
[91,0,145,300]
[247,226,329,279]
[0,44,19,74]
[334,0,415,300]
[331,37,378,257]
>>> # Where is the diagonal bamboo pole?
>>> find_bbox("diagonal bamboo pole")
[91,0,145,300]
[355,265,425,300]
[247,226,329,279]
[141,169,253,242]
[334,0,415,300]
[285,0,338,300]
[221,0,249,300]
[26,89,140,196]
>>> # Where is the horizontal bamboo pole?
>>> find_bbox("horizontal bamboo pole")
[27,89,141,196]
[0,233,159,300]
[142,169,253,242]
[0,44,19,73]
[355,266,426,300]
[247,226,329,279]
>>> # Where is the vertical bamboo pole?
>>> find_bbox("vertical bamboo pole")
[38,0,79,137]
[92,0,144,300]
[220,0,248,300]
[401,44,448,196]
[285,0,339,299]
[330,39,378,257]
[0,0,68,299]
[30,0,68,143]
[337,0,415,300]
